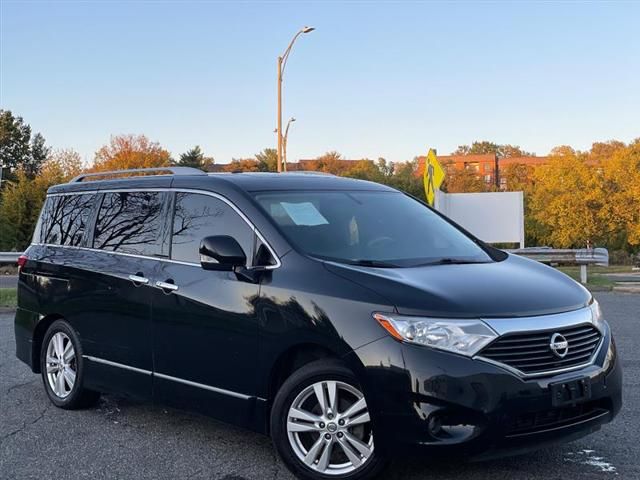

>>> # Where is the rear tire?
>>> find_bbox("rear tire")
[40,319,100,409]
[271,359,387,480]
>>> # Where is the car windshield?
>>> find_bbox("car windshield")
[253,190,493,268]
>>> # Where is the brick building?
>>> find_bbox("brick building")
[416,153,549,189]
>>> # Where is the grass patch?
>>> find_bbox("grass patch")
[0,288,17,308]
[557,266,616,290]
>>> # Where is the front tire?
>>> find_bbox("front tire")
[40,319,100,409]
[271,359,386,480]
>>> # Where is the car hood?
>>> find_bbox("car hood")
[324,253,591,318]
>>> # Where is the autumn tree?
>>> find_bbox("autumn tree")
[343,160,382,182]
[501,163,536,192]
[0,149,82,250]
[38,149,83,186]
[224,158,261,172]
[587,140,626,164]
[304,151,345,174]
[442,164,488,193]
[599,139,640,248]
[92,134,171,172]
[529,151,605,248]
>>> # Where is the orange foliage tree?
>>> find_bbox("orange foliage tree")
[92,134,171,172]
[442,164,488,193]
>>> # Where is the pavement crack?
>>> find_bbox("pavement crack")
[0,402,50,444]
[6,377,38,395]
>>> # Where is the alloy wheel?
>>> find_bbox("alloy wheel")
[287,380,374,476]
[45,332,77,398]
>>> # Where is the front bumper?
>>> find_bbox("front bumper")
[345,324,622,459]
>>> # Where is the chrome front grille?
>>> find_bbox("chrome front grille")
[479,324,602,376]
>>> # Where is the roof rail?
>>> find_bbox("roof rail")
[288,171,336,176]
[70,167,207,183]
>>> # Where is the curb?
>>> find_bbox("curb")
[612,284,640,294]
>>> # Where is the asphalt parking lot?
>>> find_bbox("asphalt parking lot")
[1,292,638,480]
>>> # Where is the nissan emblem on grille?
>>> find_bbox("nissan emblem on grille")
[549,333,569,358]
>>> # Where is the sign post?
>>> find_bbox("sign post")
[423,148,445,206]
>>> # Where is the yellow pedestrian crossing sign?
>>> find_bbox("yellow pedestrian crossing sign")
[423,148,445,206]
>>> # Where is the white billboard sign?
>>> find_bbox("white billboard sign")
[435,191,525,247]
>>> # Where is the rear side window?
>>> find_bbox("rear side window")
[38,194,96,246]
[93,192,166,256]
[171,193,254,264]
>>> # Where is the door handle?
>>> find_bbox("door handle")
[129,274,149,286]
[155,280,178,293]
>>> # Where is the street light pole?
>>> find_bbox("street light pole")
[282,117,296,172]
[276,26,314,173]
[277,55,283,172]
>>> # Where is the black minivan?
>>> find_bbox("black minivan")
[15,167,621,479]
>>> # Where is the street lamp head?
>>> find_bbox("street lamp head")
[290,117,296,123]
[302,26,315,34]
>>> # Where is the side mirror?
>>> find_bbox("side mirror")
[199,235,247,271]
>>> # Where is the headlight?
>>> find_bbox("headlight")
[374,313,498,357]
[590,299,606,333]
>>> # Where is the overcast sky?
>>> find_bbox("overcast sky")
[1,1,639,164]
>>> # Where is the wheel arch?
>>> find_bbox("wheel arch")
[31,313,65,373]
[267,343,340,407]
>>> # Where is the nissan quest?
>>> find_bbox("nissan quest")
[14,167,622,480]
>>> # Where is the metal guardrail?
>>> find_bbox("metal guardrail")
[0,252,22,265]
[508,247,609,283]
[508,247,609,266]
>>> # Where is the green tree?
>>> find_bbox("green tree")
[0,110,32,180]
[0,170,42,250]
[255,148,278,172]
[376,158,394,178]
[453,141,531,158]
[385,159,423,198]
[177,145,214,170]
[344,159,382,182]
[25,133,50,178]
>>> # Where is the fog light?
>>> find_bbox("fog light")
[427,415,443,436]
[428,413,479,442]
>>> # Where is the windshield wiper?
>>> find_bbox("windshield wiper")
[344,259,401,268]
[417,258,491,266]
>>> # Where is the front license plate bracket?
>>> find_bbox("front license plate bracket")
[550,377,592,407]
